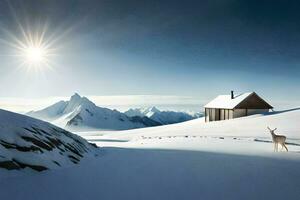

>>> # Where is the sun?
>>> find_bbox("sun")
[0,22,56,71]
[18,41,52,70]
[24,46,47,63]
[4,30,55,70]
[0,5,70,73]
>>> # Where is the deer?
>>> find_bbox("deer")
[267,127,288,152]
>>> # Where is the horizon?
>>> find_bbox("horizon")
[0,93,205,113]
[1,0,300,112]
[1,92,299,114]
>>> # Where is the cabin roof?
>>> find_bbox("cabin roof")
[204,92,273,109]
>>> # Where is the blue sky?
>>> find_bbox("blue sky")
[0,0,299,111]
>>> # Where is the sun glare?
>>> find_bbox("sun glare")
[4,28,55,70]
[25,46,46,63]
[0,21,57,71]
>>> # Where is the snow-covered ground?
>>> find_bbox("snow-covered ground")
[82,107,300,142]
[1,108,300,200]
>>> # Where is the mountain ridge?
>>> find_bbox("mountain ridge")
[28,93,161,131]
[124,106,202,125]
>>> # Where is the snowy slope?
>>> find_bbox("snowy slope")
[2,108,300,200]
[27,100,68,120]
[98,108,300,141]
[0,109,97,172]
[28,93,161,131]
[124,106,202,125]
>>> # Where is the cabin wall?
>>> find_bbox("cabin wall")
[207,108,217,121]
[235,93,273,109]
[233,108,269,119]
[205,108,233,122]
[211,109,216,121]
[205,108,215,122]
[247,109,269,115]
[220,109,225,120]
[205,108,270,122]
[228,110,233,119]
[233,109,247,118]
[221,109,233,120]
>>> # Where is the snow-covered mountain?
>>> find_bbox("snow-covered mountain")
[28,93,161,131]
[0,109,96,172]
[124,106,202,125]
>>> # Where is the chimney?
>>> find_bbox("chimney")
[231,90,234,99]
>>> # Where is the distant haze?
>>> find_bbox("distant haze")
[0,94,299,114]
[0,95,205,113]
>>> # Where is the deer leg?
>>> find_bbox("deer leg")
[281,143,286,151]
[280,144,284,151]
[283,143,288,152]
[276,143,278,152]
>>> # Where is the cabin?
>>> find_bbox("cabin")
[204,91,273,122]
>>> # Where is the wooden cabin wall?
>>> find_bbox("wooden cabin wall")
[205,107,270,122]
[233,109,247,118]
[205,108,233,122]
[247,109,269,115]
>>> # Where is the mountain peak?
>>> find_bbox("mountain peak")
[62,93,96,115]
[70,93,81,101]
[150,106,160,112]
[141,106,160,118]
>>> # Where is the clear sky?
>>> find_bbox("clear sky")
[0,0,299,111]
